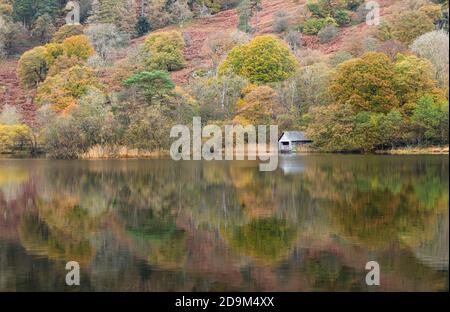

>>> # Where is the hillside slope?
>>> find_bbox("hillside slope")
[156,0,309,83]
[0,60,36,126]
[1,0,399,116]
[140,0,396,84]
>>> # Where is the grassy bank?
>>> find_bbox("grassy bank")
[3,145,448,160]
[376,146,449,155]
[80,146,170,159]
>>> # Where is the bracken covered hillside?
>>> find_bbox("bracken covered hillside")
[1,0,449,157]
[115,0,400,84]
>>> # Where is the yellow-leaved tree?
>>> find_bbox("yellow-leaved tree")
[17,46,48,88]
[61,35,95,61]
[36,66,103,113]
[329,52,399,113]
[0,124,31,153]
[18,35,95,87]
[143,31,186,71]
[219,35,298,84]
[233,85,280,125]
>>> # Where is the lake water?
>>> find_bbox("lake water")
[0,155,448,291]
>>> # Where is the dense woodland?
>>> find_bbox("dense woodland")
[0,0,449,158]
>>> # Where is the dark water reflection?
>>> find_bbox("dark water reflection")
[0,155,448,291]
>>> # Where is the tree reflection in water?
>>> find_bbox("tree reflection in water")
[0,156,448,291]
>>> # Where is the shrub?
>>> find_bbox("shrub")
[342,32,380,56]
[332,9,351,26]
[393,53,443,110]
[71,88,110,148]
[306,0,332,17]
[17,46,48,87]
[88,0,137,34]
[284,31,301,51]
[190,73,247,121]
[307,104,406,152]
[237,0,253,33]
[0,124,31,153]
[136,16,151,37]
[143,31,186,71]
[318,25,338,43]
[392,11,435,45]
[296,48,328,66]
[17,39,92,87]
[344,0,364,11]
[0,15,23,56]
[375,40,407,59]
[306,2,322,17]
[305,104,364,152]
[43,42,64,67]
[62,35,95,61]
[411,95,449,144]
[406,0,431,11]
[273,10,289,33]
[362,36,379,52]
[47,55,83,77]
[411,30,449,87]
[233,86,279,125]
[302,19,321,35]
[123,71,176,105]
[418,4,443,23]
[328,51,353,66]
[84,23,129,61]
[52,25,84,43]
[302,17,337,35]
[124,105,172,151]
[32,14,55,44]
[278,62,330,114]
[219,35,298,84]
[36,66,102,112]
[376,22,393,41]
[329,52,399,113]
[12,0,58,28]
[42,115,88,159]
[307,0,359,18]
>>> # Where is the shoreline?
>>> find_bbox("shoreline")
[1,146,448,160]
[375,146,449,155]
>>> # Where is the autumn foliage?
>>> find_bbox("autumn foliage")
[143,31,186,71]
[233,85,280,125]
[36,66,102,112]
[329,52,443,114]
[219,35,298,84]
[17,35,95,88]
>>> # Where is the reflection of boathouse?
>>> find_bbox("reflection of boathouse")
[278,131,312,153]
[279,155,305,175]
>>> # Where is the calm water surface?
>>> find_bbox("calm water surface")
[0,155,448,291]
